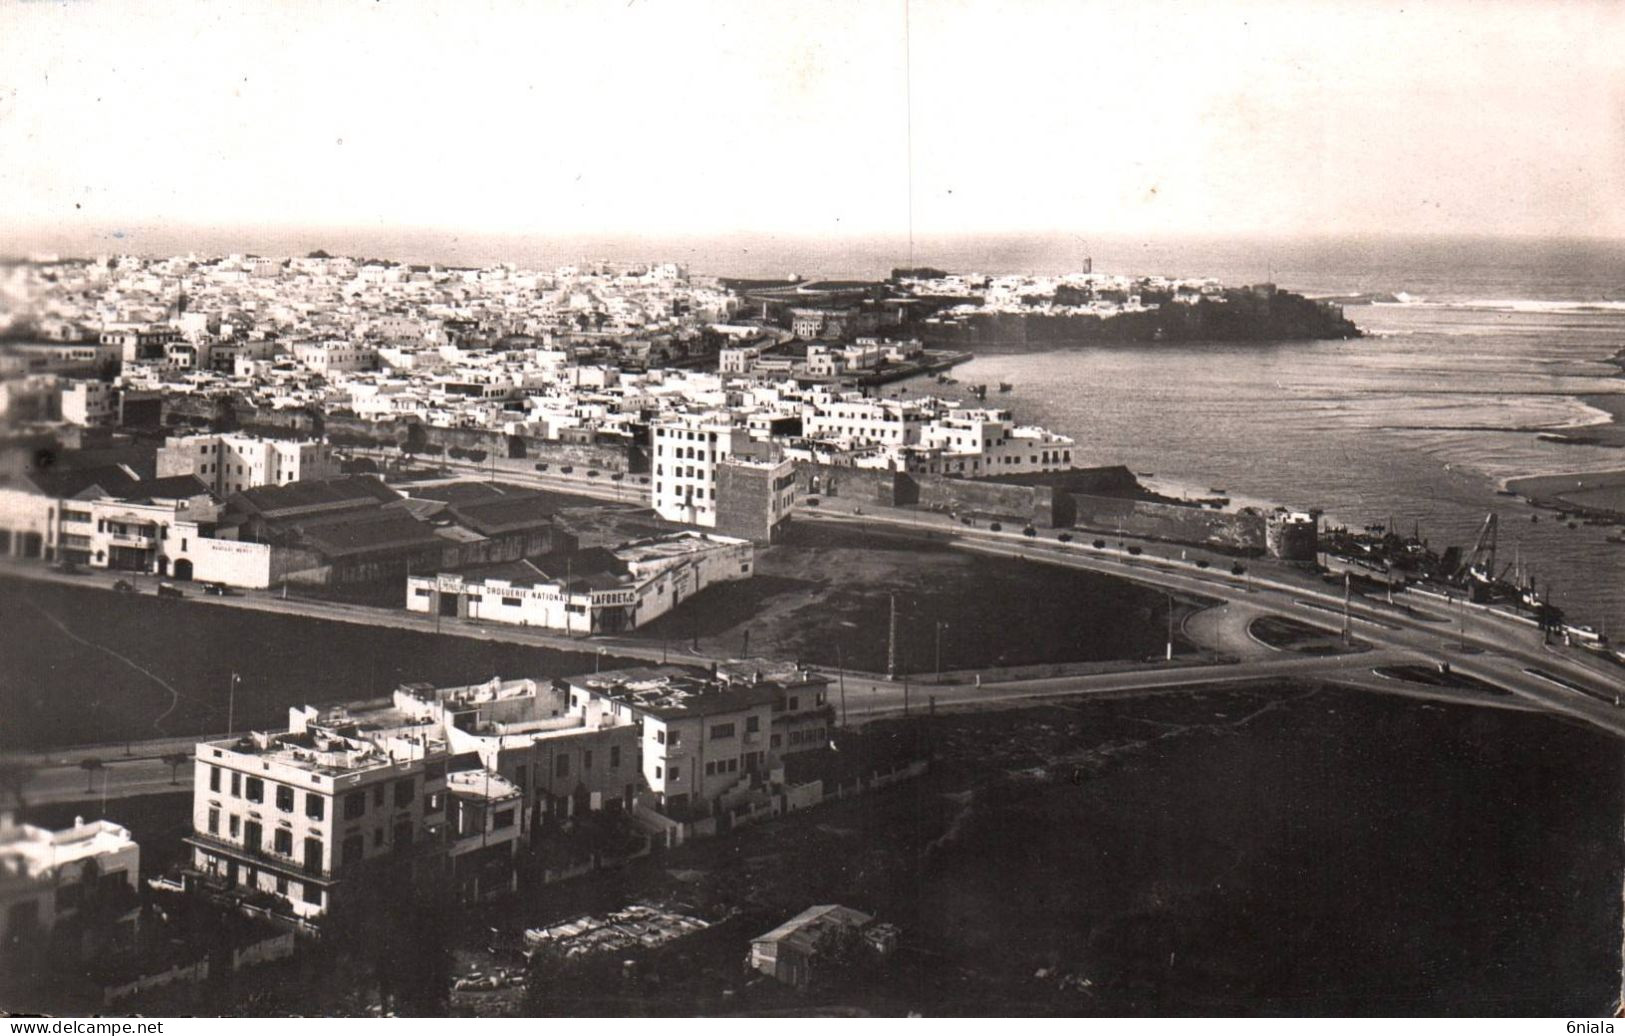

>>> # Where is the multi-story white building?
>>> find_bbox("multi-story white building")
[86,475,219,575]
[563,664,833,818]
[59,380,119,426]
[187,701,451,918]
[156,432,339,495]
[650,413,797,540]
[649,411,736,527]
[801,398,931,448]
[290,341,376,375]
[392,677,641,827]
[1,814,141,960]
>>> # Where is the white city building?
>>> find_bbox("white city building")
[156,432,339,495]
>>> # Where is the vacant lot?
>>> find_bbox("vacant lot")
[631,521,1195,673]
[0,577,641,751]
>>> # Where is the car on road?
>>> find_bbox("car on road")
[201,581,234,596]
[156,582,185,599]
[112,579,136,593]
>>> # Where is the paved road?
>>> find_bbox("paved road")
[6,496,1622,808]
[801,504,1625,733]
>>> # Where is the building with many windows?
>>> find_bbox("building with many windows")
[562,663,833,819]
[156,432,339,495]
[650,413,797,541]
[186,701,450,919]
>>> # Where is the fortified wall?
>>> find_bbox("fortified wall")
[1068,494,1265,554]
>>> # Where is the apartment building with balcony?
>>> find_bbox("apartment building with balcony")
[86,475,218,575]
[561,664,831,819]
[186,701,450,919]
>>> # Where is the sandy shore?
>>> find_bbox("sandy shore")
[1505,467,1625,518]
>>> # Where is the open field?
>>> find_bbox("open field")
[0,576,642,751]
[630,521,1199,672]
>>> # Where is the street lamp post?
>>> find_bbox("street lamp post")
[227,672,240,735]
[934,621,946,682]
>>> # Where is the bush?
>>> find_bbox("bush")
[1231,563,1247,576]
[805,497,820,507]
[611,472,624,481]
[465,449,487,463]
[1195,559,1211,569]
[1092,539,1106,549]
[989,522,1003,532]
[1058,532,1073,543]
[1127,545,1143,556]
[1022,526,1037,537]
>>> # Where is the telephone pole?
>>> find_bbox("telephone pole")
[1342,572,1352,645]
[887,593,899,681]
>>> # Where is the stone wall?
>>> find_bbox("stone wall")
[322,413,635,473]
[1069,494,1265,553]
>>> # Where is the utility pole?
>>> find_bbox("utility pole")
[934,621,945,682]
[887,593,898,681]
[837,645,848,728]
[227,671,240,734]
[1342,572,1352,645]
[1166,593,1175,661]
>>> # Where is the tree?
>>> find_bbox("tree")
[464,448,487,464]
[162,752,191,785]
[79,758,104,793]
[0,761,36,812]
[402,423,429,454]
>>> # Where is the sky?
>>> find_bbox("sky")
[2,0,1623,251]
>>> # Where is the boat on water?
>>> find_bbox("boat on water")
[1137,471,1155,478]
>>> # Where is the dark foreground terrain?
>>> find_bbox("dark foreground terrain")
[37,680,1618,1017]
[632,521,1193,672]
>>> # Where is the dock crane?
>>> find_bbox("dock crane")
[1455,512,1501,601]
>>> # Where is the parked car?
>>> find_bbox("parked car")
[112,579,136,593]
[156,582,184,599]
[55,560,83,575]
[201,582,234,596]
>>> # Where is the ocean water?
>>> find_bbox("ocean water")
[908,302,1625,633]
